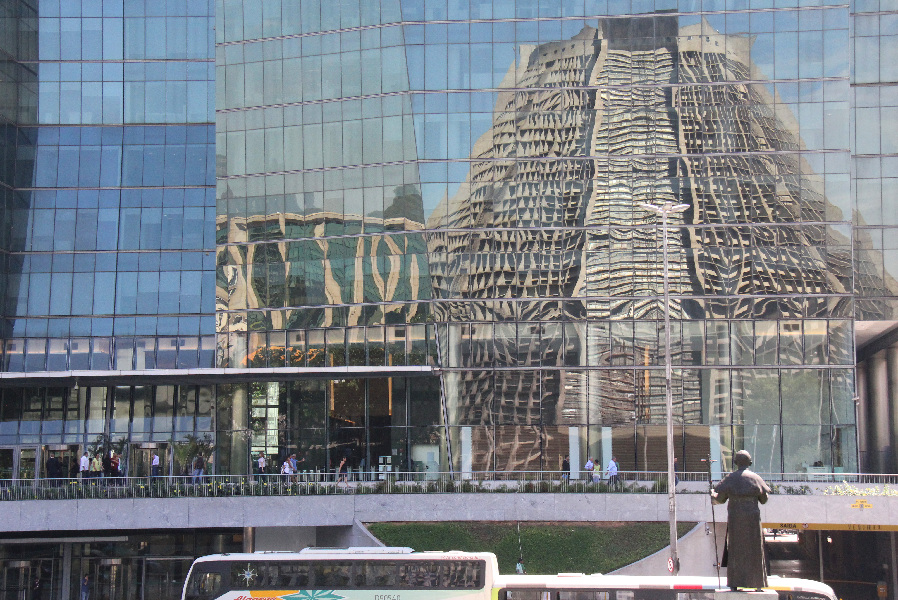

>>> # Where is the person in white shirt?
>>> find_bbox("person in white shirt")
[605,456,620,489]
[281,457,294,481]
[257,452,267,475]
[151,452,160,477]
[79,452,90,480]
[583,457,595,482]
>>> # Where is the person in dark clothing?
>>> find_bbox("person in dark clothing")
[192,455,205,483]
[45,453,62,484]
[102,453,113,479]
[561,454,571,480]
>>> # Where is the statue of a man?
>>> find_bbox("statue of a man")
[711,450,771,590]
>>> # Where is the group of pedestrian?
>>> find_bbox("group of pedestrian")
[279,452,305,481]
[563,454,620,487]
[255,451,352,485]
[76,450,124,481]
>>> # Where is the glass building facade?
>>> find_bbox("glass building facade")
[0,0,896,483]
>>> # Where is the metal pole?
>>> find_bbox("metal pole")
[662,209,679,575]
[641,201,687,576]
[818,530,824,583]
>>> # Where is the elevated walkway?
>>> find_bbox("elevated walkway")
[2,490,896,533]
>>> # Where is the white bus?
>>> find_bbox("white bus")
[496,573,837,600]
[182,548,496,600]
[181,549,836,600]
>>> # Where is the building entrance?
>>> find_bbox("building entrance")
[1,560,33,600]
[41,445,80,479]
[0,559,55,600]
[86,558,137,600]
[129,444,167,477]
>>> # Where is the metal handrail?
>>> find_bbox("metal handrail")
[0,470,893,501]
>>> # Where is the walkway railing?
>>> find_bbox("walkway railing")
[0,470,894,501]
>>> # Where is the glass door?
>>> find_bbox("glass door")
[141,558,193,600]
[0,450,13,479]
[129,445,166,478]
[17,449,37,481]
[0,561,32,600]
[0,447,41,481]
[89,558,138,600]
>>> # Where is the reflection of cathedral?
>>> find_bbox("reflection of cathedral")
[426,17,856,469]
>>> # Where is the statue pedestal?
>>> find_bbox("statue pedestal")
[715,591,778,600]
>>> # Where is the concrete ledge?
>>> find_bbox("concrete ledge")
[1,493,895,533]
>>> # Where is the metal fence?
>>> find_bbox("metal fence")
[0,470,894,501]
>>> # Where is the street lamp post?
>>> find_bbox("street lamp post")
[640,201,689,576]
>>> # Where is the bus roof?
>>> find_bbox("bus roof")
[192,549,497,563]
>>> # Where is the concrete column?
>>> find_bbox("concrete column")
[891,532,897,600]
[709,424,723,479]
[568,427,581,479]
[889,344,898,473]
[460,427,472,477]
[243,527,255,553]
[870,351,891,473]
[857,362,868,472]
[601,427,613,472]
[61,543,72,600]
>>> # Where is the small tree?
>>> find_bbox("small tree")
[173,434,214,476]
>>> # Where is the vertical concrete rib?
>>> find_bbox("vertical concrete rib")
[890,344,898,473]
[870,350,891,472]
[856,361,868,472]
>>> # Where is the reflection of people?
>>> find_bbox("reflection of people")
[515,558,526,574]
[711,450,771,590]
[80,575,90,600]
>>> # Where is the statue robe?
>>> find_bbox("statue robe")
[713,467,771,589]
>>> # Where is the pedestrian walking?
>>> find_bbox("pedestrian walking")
[605,456,620,489]
[191,455,205,483]
[79,452,90,480]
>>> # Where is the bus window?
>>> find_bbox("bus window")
[400,562,441,587]
[318,563,353,587]
[368,563,399,587]
[184,572,222,600]
[615,591,672,600]
[560,591,609,600]
[505,591,553,600]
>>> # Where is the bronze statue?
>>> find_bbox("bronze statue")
[711,450,771,589]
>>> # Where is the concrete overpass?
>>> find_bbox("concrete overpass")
[3,490,895,534]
